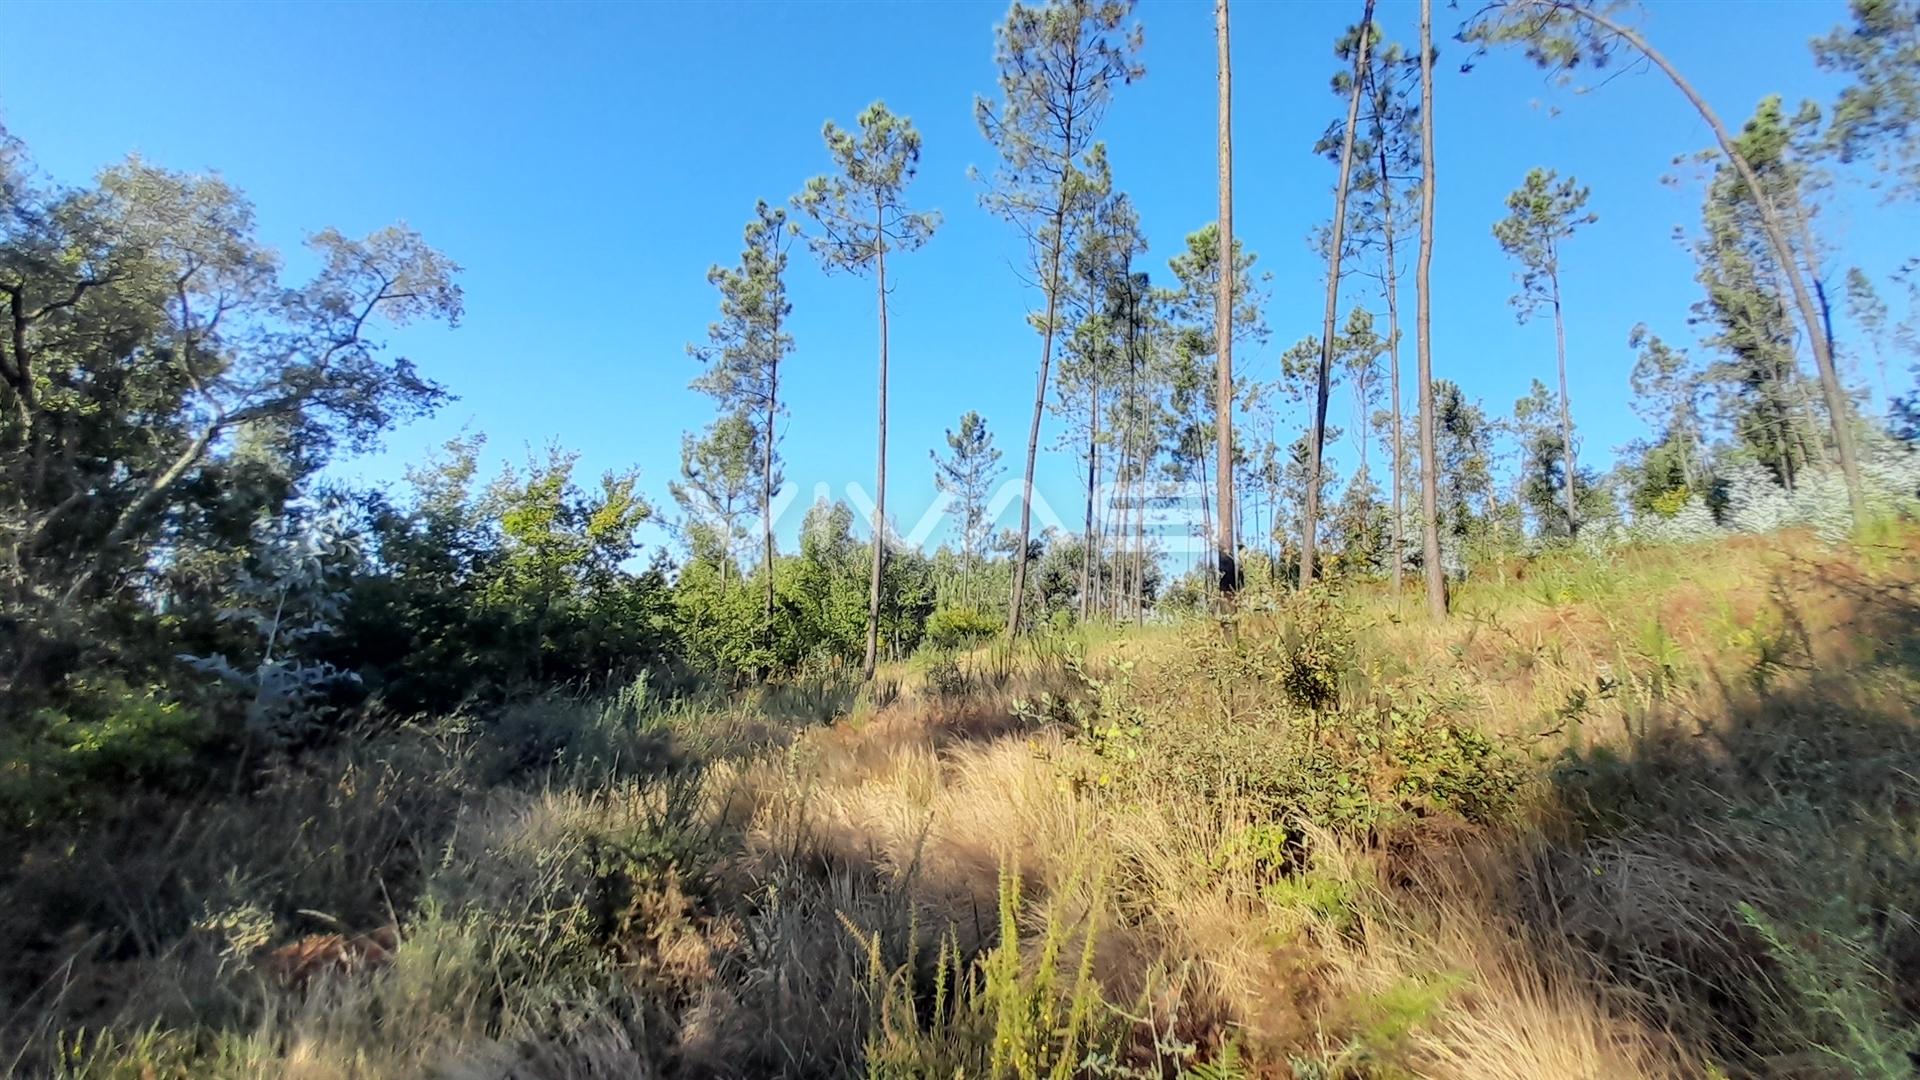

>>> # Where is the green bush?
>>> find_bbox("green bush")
[924,606,1002,651]
[0,681,215,828]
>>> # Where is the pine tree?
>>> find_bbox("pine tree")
[1337,26,1423,597]
[795,102,940,680]
[669,413,764,588]
[1814,0,1920,199]
[1416,0,1445,616]
[975,0,1143,639]
[1466,0,1869,528]
[689,202,795,636]
[1215,0,1239,601]
[931,411,1006,610]
[1493,167,1596,535]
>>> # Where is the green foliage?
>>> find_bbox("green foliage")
[0,681,212,828]
[1492,167,1596,318]
[926,605,1003,650]
[794,101,940,276]
[1813,0,1920,199]
[0,142,460,708]
[859,859,1118,1080]
[1739,901,1920,1077]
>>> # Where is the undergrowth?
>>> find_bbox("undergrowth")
[6,529,1920,1078]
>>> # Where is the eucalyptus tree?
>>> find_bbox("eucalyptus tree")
[975,0,1143,639]
[1302,0,1377,589]
[689,202,795,630]
[796,101,940,679]
[1493,168,1596,534]
[1464,0,1868,527]
[931,410,1006,609]
[1416,0,1445,617]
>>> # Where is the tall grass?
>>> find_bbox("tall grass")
[7,529,1920,1076]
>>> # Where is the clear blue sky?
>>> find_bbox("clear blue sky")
[2,0,1905,556]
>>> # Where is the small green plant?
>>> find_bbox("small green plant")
[923,652,971,697]
[1738,902,1920,1078]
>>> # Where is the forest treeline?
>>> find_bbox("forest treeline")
[1,0,1918,817]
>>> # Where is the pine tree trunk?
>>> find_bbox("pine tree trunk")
[1383,154,1405,599]
[863,222,889,681]
[1417,0,1446,619]
[763,294,780,649]
[1547,0,1866,528]
[1008,208,1067,642]
[1550,267,1578,535]
[1215,0,1239,602]
[1303,0,1376,588]
[1081,368,1098,622]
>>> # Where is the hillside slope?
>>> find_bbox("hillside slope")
[8,530,1920,1078]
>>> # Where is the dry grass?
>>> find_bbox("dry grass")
[8,530,1920,1077]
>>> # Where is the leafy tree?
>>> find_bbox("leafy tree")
[1429,380,1496,565]
[1330,466,1388,576]
[0,145,460,702]
[930,411,1006,608]
[975,0,1142,639]
[482,448,652,685]
[795,101,940,679]
[689,201,794,631]
[1338,306,1388,475]
[1624,325,1707,514]
[1493,167,1596,534]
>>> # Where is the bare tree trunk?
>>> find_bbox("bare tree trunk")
[1081,366,1099,622]
[1215,0,1239,602]
[764,297,780,641]
[1008,209,1067,642]
[1383,159,1405,599]
[1544,0,1865,527]
[862,223,889,681]
[1418,0,1446,619]
[1134,435,1149,623]
[1303,0,1376,588]
[1550,265,1578,534]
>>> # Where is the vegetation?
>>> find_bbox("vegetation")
[4,0,1920,1075]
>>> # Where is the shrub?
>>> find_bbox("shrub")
[924,605,1002,651]
[0,681,214,828]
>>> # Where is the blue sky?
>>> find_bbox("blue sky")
[2,0,1906,557]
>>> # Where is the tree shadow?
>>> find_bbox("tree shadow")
[1464,559,1920,1074]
